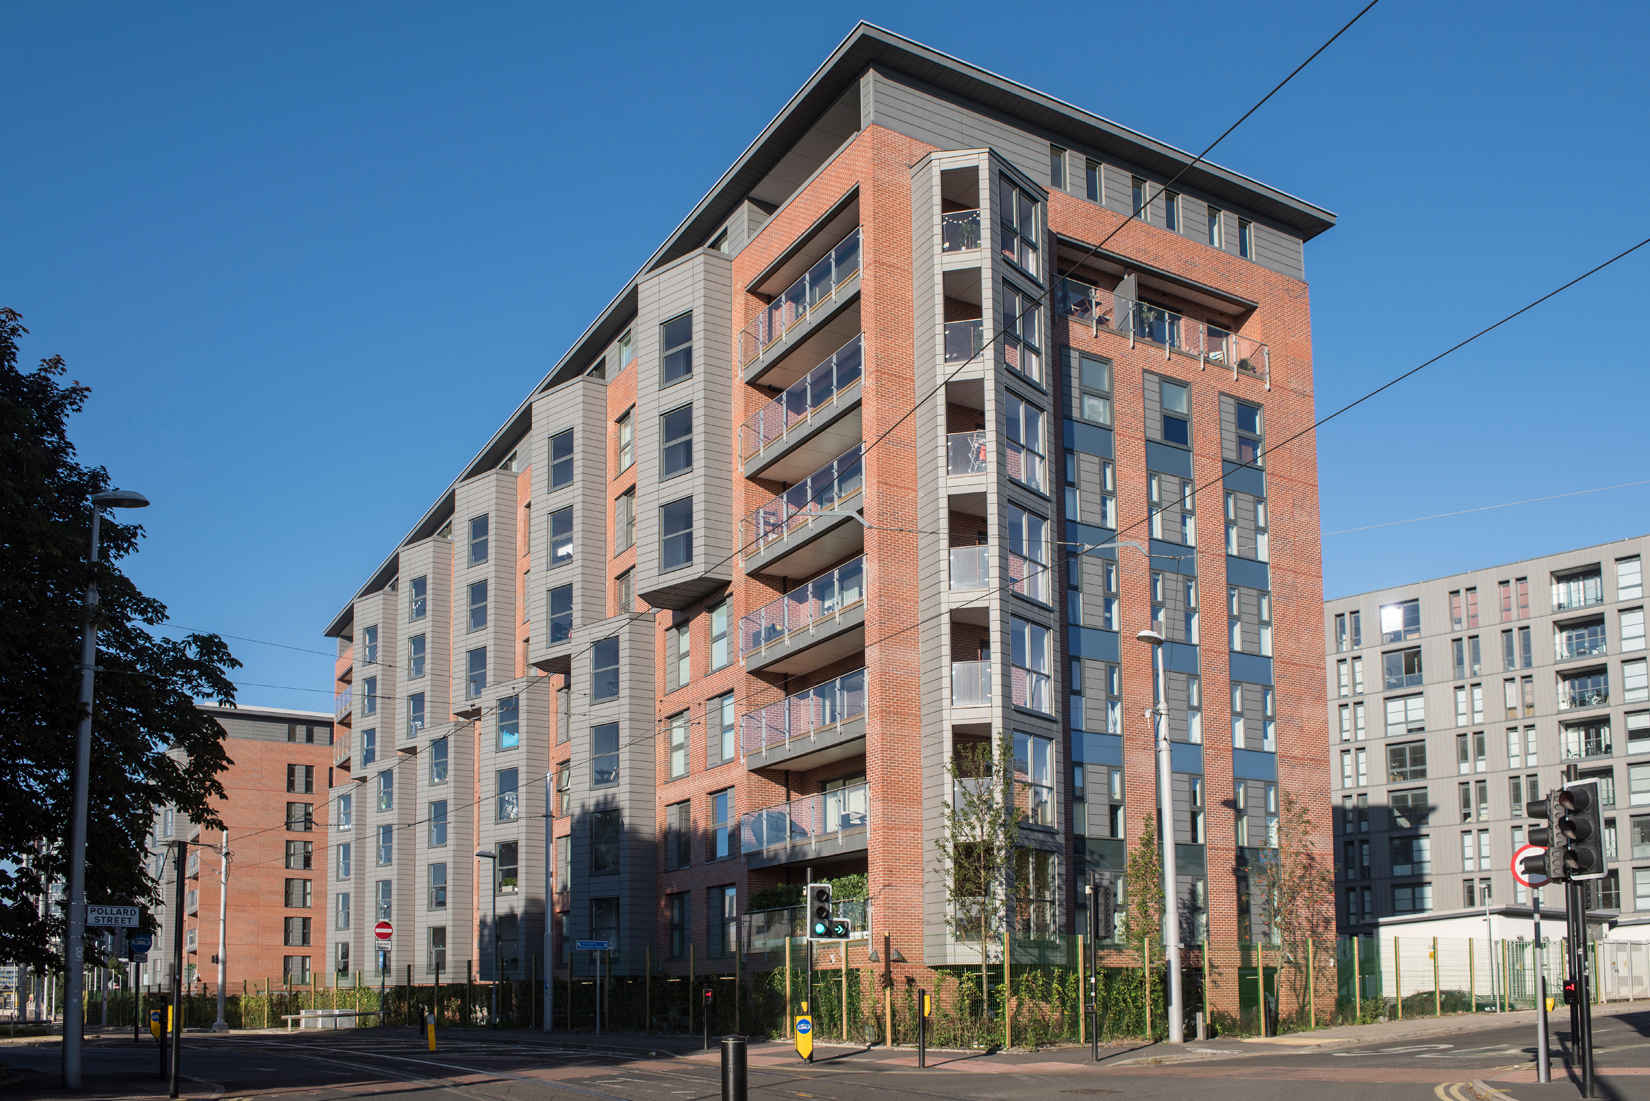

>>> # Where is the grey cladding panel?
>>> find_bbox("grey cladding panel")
[1101,165,1132,217]
[1251,222,1305,281]
[865,68,1047,183]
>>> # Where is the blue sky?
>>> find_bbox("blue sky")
[4,1,1648,711]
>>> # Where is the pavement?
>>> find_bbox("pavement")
[0,1002,1643,1099]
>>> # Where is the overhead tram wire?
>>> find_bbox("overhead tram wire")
[549,227,1650,760]
[642,0,1386,613]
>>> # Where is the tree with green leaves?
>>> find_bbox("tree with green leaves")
[1121,812,1166,949]
[0,308,240,970]
[935,730,1016,1005]
[1250,791,1336,1019]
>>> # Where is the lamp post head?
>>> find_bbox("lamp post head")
[91,489,150,509]
[1136,629,1166,645]
[475,849,495,860]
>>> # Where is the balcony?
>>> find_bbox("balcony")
[739,228,862,377]
[334,685,353,723]
[1557,628,1609,663]
[740,782,869,870]
[950,545,989,590]
[741,334,864,481]
[1560,681,1610,711]
[741,668,867,770]
[741,445,865,578]
[951,661,992,707]
[941,210,981,253]
[947,431,987,477]
[740,556,866,675]
[1553,575,1605,612]
[1562,727,1613,760]
[945,320,985,365]
[1056,276,1269,383]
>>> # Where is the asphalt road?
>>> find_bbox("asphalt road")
[3,1010,1647,1101]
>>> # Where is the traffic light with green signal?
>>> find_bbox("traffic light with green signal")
[809,884,833,938]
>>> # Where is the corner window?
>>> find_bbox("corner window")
[615,569,634,614]
[468,580,488,632]
[361,676,378,716]
[497,841,518,894]
[547,585,572,644]
[668,711,689,779]
[592,637,620,701]
[408,692,425,737]
[661,497,693,571]
[661,312,693,385]
[429,800,447,847]
[999,178,1039,276]
[468,515,489,566]
[592,723,620,787]
[428,865,446,910]
[550,429,574,489]
[1005,393,1046,493]
[661,405,693,478]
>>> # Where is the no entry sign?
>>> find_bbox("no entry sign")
[1513,843,1550,888]
[375,920,393,942]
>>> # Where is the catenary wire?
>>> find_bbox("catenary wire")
[1323,478,1650,536]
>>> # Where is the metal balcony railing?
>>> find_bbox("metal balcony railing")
[738,228,862,366]
[739,556,866,657]
[742,445,863,558]
[951,661,992,706]
[1557,632,1609,662]
[1056,276,1270,384]
[741,668,866,758]
[740,782,869,854]
[334,685,352,720]
[947,431,987,476]
[941,210,981,252]
[1553,578,1605,611]
[1560,684,1610,710]
[740,334,863,460]
[1562,734,1613,760]
[949,546,989,590]
[944,319,985,364]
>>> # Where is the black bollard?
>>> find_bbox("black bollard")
[721,1034,747,1101]
[916,989,926,1068]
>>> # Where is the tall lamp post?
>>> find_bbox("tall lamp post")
[1136,628,1184,1044]
[64,488,149,1089]
[476,850,498,1025]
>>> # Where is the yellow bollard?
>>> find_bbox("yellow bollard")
[425,1010,436,1052]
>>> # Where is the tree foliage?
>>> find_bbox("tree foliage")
[936,731,1016,955]
[1122,812,1166,949]
[1250,791,1337,1016]
[0,308,240,969]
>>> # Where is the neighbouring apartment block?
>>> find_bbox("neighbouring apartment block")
[1326,536,1650,932]
[145,706,335,988]
[322,24,1334,997]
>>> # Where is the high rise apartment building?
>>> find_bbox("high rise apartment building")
[144,706,334,989]
[323,24,1335,990]
[1326,537,1650,931]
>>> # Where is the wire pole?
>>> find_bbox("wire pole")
[213,831,230,1031]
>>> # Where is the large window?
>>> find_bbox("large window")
[465,648,486,699]
[667,893,688,959]
[429,737,448,783]
[468,580,487,632]
[592,637,619,700]
[428,863,447,910]
[1158,378,1190,446]
[1390,788,1430,828]
[337,793,352,831]
[1234,401,1263,465]
[1390,835,1432,876]
[1388,741,1427,782]
[468,515,489,566]
[497,695,520,750]
[708,692,735,767]
[661,405,693,478]
[547,585,572,643]
[661,497,693,570]
[591,810,621,874]
[409,575,427,620]
[1383,648,1423,690]
[1385,694,1425,736]
[668,712,689,780]
[496,768,519,822]
[1076,353,1112,427]
[362,625,378,666]
[1393,883,1432,915]
[709,600,731,670]
[1381,599,1421,643]
[708,885,738,958]
[549,507,573,565]
[1005,393,1046,493]
[429,800,447,847]
[1010,616,1053,713]
[376,770,394,811]
[550,429,574,488]
[999,177,1038,276]
[710,789,734,861]
[407,634,426,680]
[376,824,393,865]
[1006,503,1050,604]
[1002,282,1041,383]
[665,801,690,870]
[1013,731,1055,827]
[614,490,636,553]
[1619,557,1643,600]
[592,722,619,786]
[661,312,693,385]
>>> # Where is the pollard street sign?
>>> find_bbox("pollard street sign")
[87,905,140,927]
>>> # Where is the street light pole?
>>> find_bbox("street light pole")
[476,850,497,1025]
[212,831,230,1031]
[541,778,553,1033]
[1137,628,1184,1044]
[64,488,149,1089]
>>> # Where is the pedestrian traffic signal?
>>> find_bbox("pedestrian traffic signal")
[1563,978,1578,1005]
[1557,779,1608,881]
[809,884,833,938]
[1526,794,1567,882]
[1091,877,1116,942]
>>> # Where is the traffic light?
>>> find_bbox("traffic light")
[809,884,833,938]
[1557,779,1608,881]
[1526,792,1568,882]
[827,919,851,938]
[1092,877,1116,942]
[1563,977,1579,1005]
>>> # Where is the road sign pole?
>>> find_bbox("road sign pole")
[170,841,185,1100]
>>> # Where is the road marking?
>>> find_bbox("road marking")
[1337,1044,1454,1057]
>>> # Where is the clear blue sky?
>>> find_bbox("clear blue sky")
[4,1,1648,711]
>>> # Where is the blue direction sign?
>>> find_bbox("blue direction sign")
[575,940,611,951]
[129,933,153,956]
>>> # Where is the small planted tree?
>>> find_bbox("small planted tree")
[1121,812,1166,949]
[1250,791,1336,1022]
[935,730,1015,1013]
